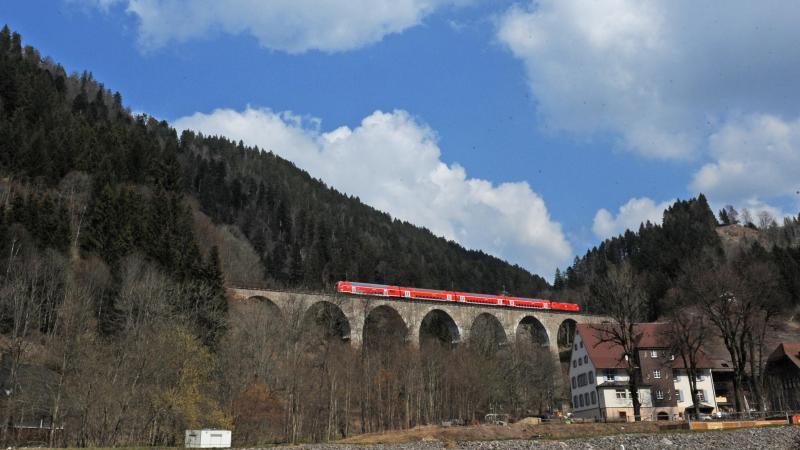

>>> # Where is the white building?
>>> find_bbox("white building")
[569,323,718,421]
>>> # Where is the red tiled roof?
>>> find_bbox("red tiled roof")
[767,342,800,369]
[576,323,716,369]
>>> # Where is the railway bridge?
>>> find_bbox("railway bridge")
[229,287,608,354]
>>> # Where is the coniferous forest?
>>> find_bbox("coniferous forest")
[2,24,800,447]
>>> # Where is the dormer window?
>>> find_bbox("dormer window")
[653,370,661,379]
[650,350,658,358]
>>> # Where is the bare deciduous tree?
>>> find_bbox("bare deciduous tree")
[590,262,648,421]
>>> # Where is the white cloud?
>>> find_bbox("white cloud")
[593,197,674,239]
[80,0,469,53]
[692,114,800,205]
[174,107,572,277]
[497,1,800,160]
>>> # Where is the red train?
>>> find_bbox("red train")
[336,281,580,312]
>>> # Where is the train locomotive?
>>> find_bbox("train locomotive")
[336,281,580,312]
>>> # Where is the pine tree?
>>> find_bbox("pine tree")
[553,268,565,290]
[719,208,731,225]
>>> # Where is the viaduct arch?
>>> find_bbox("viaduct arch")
[228,288,606,354]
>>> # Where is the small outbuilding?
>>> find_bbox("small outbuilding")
[185,429,231,448]
[765,342,800,411]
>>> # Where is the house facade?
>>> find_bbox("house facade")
[569,323,718,421]
[765,342,800,411]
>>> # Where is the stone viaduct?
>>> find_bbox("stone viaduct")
[229,287,608,354]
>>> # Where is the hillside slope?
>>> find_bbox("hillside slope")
[0,25,548,296]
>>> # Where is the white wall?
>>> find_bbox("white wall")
[568,332,600,413]
[673,369,717,413]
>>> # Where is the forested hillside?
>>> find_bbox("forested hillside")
[554,195,800,319]
[0,26,557,447]
[178,134,549,294]
[0,24,547,298]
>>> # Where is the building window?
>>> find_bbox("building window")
[697,390,705,402]
[574,344,578,351]
[615,389,627,399]
[573,395,578,407]
[670,354,675,360]
[579,395,585,407]
[573,360,577,368]
[578,374,587,387]
[676,390,683,402]
[589,371,594,384]
[653,370,661,379]
[656,390,664,400]
[580,341,583,348]
[605,370,615,381]
[651,350,658,358]
[578,358,583,366]
[572,377,576,388]
[583,355,588,364]
[591,391,597,404]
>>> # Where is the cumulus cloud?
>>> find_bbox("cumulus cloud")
[174,107,572,276]
[692,114,800,205]
[592,197,674,239]
[79,0,468,53]
[497,1,800,159]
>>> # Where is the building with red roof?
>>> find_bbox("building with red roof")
[569,323,719,421]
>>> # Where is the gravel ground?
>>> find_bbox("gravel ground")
[267,426,800,450]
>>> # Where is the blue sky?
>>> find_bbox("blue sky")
[3,0,800,279]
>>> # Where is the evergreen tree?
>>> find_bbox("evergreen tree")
[719,208,731,225]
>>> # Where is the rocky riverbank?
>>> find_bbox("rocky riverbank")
[268,425,799,450]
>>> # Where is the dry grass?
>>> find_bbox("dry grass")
[337,421,665,445]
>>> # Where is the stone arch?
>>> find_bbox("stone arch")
[469,313,508,354]
[247,295,283,319]
[557,318,578,350]
[302,301,351,343]
[363,304,409,351]
[419,309,460,347]
[516,315,550,347]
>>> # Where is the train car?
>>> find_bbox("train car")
[550,301,581,312]
[336,281,580,312]
[510,297,551,309]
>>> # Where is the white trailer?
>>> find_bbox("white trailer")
[185,429,231,448]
